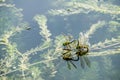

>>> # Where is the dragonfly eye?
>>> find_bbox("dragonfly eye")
[81,48,88,52]
[63,42,70,46]
[63,43,66,46]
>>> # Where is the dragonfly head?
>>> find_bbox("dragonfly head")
[80,46,89,54]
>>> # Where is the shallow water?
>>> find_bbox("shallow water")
[0,0,120,80]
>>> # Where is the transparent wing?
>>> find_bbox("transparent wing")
[67,61,71,70]
[70,60,77,69]
[80,56,85,69]
[83,55,91,68]
[66,61,77,70]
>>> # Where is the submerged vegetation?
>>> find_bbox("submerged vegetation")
[0,0,120,80]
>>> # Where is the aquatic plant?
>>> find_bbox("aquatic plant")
[0,0,120,80]
[0,2,26,35]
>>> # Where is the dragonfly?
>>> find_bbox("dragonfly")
[62,34,90,69]
[75,40,91,68]
[62,49,79,69]
[62,34,78,69]
[62,34,77,49]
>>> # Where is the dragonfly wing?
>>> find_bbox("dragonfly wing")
[70,61,77,69]
[80,56,85,69]
[71,40,77,48]
[83,56,91,68]
[67,61,71,70]
[72,55,79,61]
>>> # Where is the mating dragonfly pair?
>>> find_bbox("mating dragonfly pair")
[62,35,90,69]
